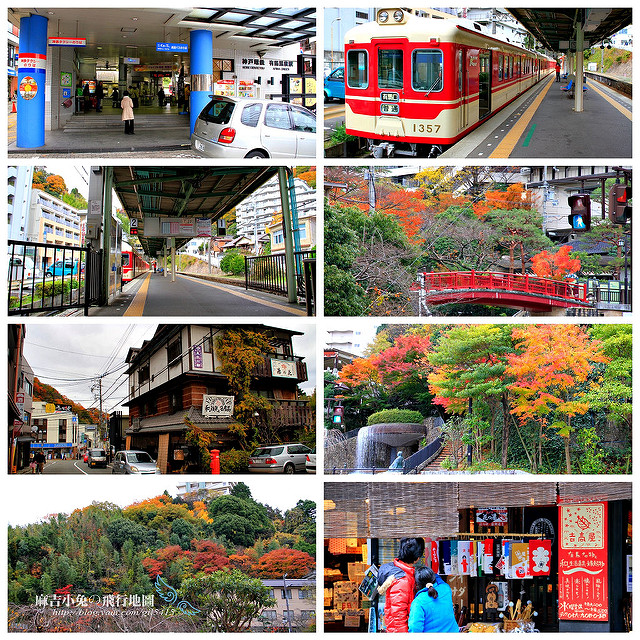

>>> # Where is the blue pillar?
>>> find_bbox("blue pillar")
[17,14,48,148]
[189,30,213,136]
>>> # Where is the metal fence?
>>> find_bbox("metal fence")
[403,435,444,473]
[8,240,102,316]
[245,250,316,313]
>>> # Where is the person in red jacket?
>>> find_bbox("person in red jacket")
[377,537,425,632]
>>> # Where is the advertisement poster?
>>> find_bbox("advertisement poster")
[558,502,608,621]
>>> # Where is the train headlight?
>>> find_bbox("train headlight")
[393,10,404,22]
[378,10,389,23]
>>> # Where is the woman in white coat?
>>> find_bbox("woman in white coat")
[121,90,134,135]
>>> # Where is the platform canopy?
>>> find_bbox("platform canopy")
[111,166,278,257]
[508,8,632,52]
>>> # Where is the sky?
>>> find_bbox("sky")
[22,321,317,415]
[6,476,317,527]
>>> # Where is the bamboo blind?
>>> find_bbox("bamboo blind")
[457,482,557,508]
[558,482,632,503]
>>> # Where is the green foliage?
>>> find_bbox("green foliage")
[324,264,369,316]
[208,495,274,547]
[106,518,156,550]
[220,449,250,473]
[178,569,276,632]
[328,123,357,145]
[367,409,424,425]
[576,427,606,474]
[220,251,245,275]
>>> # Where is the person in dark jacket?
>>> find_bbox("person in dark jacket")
[82,83,91,112]
[409,566,459,633]
[377,537,425,632]
[95,81,104,111]
[111,86,120,108]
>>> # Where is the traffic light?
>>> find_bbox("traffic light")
[608,183,631,224]
[332,405,344,426]
[567,194,591,231]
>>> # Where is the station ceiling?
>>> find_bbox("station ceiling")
[508,8,632,52]
[111,166,278,257]
[8,7,316,68]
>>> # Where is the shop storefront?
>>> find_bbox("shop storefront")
[324,482,631,633]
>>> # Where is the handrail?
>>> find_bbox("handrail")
[418,271,588,303]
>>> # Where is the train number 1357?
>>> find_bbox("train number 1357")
[412,124,440,133]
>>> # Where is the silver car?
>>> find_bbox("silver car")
[112,450,161,475]
[248,443,312,474]
[87,448,107,469]
[191,96,316,159]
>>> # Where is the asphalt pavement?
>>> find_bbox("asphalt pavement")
[22,458,112,475]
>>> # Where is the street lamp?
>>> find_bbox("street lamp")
[330,17,342,68]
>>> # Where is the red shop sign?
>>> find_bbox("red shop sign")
[558,502,608,621]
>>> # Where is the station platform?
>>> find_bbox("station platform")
[443,75,632,159]
[90,272,307,317]
[8,104,195,157]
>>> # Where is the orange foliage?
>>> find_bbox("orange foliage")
[228,553,254,573]
[249,548,315,579]
[531,246,581,280]
[473,183,532,217]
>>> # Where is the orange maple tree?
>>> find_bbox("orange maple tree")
[506,325,608,473]
[531,245,581,280]
[473,183,532,217]
[249,548,315,579]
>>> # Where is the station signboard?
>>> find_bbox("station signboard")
[156,42,188,53]
[48,37,86,47]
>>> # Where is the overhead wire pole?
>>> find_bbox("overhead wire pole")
[278,167,297,303]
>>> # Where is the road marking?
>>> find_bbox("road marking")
[489,78,553,158]
[74,461,89,475]
[178,274,308,316]
[522,123,536,147]
[123,273,151,316]
[586,80,632,120]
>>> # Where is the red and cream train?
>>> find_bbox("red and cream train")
[121,241,151,284]
[344,9,555,157]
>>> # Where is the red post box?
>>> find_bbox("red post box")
[210,449,220,474]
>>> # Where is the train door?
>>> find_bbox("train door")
[478,51,491,119]
[457,49,467,131]
[375,42,404,118]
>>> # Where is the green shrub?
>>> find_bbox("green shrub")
[220,251,245,276]
[220,449,250,473]
[367,409,424,425]
[329,124,358,145]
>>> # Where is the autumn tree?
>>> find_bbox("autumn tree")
[249,548,315,579]
[506,325,608,473]
[531,245,581,280]
[208,495,274,547]
[45,175,67,198]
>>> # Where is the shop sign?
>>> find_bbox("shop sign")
[558,502,608,621]
[270,359,297,378]
[19,75,38,100]
[125,57,140,64]
[48,37,86,47]
[202,394,234,417]
[192,344,203,369]
[156,42,188,53]
[133,63,174,72]
[18,52,46,71]
[240,57,295,71]
[55,404,72,412]
[476,507,508,526]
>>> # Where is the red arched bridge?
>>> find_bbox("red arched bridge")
[415,271,594,313]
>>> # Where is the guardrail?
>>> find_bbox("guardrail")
[584,72,632,97]
[8,240,102,316]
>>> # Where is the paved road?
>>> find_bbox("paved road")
[324,103,345,140]
[34,458,112,475]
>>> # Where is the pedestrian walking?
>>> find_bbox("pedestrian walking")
[111,86,120,108]
[555,61,561,82]
[95,81,104,111]
[82,83,91,112]
[121,90,135,135]
[129,86,139,108]
[157,87,165,107]
[34,450,46,474]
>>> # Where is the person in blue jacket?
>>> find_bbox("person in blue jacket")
[408,566,459,633]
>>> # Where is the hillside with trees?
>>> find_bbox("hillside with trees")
[8,484,315,632]
[33,378,101,425]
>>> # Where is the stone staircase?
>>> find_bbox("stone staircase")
[63,113,190,132]
[425,441,455,470]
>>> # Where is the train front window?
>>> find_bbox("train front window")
[412,49,443,93]
[347,50,368,89]
[378,49,403,89]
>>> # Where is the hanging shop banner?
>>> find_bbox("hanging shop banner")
[482,539,494,574]
[511,542,531,579]
[430,541,439,572]
[476,508,508,526]
[529,539,552,576]
[558,502,608,621]
[458,541,472,575]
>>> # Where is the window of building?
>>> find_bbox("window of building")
[138,363,150,385]
[168,390,183,414]
[262,610,277,621]
[203,335,213,353]
[167,337,182,366]
[281,588,292,599]
[273,231,284,244]
[58,419,67,442]
[355,11,369,19]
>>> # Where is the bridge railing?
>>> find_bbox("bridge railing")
[419,271,588,302]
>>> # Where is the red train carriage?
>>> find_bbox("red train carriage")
[121,241,150,284]
[344,8,555,157]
